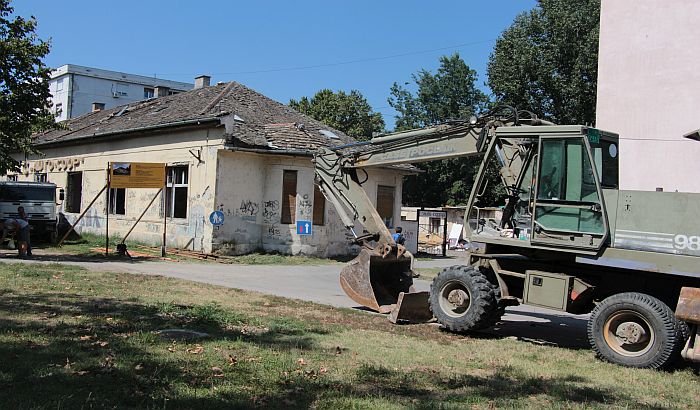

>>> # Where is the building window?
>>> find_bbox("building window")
[429,217,441,234]
[165,166,188,218]
[281,170,297,224]
[168,90,179,96]
[376,185,395,228]
[56,78,64,92]
[66,172,83,213]
[144,87,154,99]
[7,175,18,181]
[34,173,47,183]
[313,184,325,226]
[112,82,129,97]
[109,188,126,215]
[54,103,63,117]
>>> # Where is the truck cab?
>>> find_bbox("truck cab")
[0,181,60,242]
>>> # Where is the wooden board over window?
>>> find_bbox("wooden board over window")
[281,170,297,224]
[313,185,325,226]
[377,185,395,228]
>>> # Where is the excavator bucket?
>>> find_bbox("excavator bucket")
[339,247,415,314]
[388,291,432,324]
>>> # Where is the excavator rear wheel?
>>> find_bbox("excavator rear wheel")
[588,292,685,369]
[429,266,501,332]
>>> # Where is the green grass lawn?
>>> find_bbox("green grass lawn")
[413,267,443,281]
[0,262,698,409]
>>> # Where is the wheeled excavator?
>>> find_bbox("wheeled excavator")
[313,106,700,369]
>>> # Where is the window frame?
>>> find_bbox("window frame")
[108,187,126,215]
[376,185,396,228]
[281,170,298,224]
[312,184,325,226]
[164,165,189,219]
[65,171,83,213]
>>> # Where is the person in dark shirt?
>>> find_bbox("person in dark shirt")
[2,217,30,257]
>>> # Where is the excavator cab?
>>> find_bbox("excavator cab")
[467,126,617,254]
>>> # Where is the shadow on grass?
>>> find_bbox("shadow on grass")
[0,290,330,409]
[0,251,158,264]
[246,362,641,409]
[464,309,591,350]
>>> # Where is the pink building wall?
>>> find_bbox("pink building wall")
[596,0,700,193]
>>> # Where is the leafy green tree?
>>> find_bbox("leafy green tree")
[487,0,600,124]
[0,0,53,175]
[289,89,384,140]
[388,53,494,207]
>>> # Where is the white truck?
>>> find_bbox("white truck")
[0,181,60,242]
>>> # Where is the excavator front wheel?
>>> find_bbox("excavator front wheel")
[429,266,501,332]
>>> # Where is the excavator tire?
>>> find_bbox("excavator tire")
[588,292,685,369]
[429,265,501,332]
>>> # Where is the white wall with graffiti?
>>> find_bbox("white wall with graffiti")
[212,151,407,257]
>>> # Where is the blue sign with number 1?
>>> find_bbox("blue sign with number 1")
[296,220,312,235]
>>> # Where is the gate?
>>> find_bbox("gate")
[417,210,447,256]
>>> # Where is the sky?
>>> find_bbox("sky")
[14,0,536,130]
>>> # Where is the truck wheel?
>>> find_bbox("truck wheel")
[588,292,683,369]
[429,266,500,331]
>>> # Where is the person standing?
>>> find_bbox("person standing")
[17,206,32,256]
[1,218,30,258]
[392,226,406,245]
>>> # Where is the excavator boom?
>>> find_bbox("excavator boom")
[313,106,533,313]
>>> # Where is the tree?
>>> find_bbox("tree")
[0,0,53,175]
[289,89,384,141]
[487,0,600,124]
[388,53,494,207]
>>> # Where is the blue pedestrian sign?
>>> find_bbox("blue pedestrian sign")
[296,220,312,235]
[209,210,225,226]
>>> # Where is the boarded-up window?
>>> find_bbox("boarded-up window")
[281,170,297,224]
[313,185,325,226]
[66,172,83,213]
[377,185,395,228]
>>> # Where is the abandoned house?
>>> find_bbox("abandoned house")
[4,78,410,256]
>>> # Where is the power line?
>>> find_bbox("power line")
[152,39,497,78]
[619,138,697,142]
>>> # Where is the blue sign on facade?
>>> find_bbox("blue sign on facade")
[296,220,312,236]
[209,210,225,226]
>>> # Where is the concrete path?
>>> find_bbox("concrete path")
[0,250,589,349]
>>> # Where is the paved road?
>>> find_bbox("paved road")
[0,250,590,348]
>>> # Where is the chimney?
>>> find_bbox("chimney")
[194,75,211,89]
[154,86,170,97]
[92,102,105,112]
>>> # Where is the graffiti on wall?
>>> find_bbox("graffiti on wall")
[262,200,279,223]
[236,200,259,222]
[264,224,292,243]
[298,194,312,218]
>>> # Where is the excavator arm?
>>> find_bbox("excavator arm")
[313,106,541,313]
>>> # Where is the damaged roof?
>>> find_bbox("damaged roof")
[34,82,358,152]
